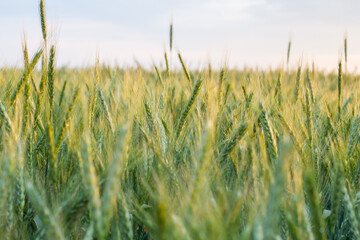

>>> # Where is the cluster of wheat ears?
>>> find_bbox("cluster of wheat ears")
[0,1,360,239]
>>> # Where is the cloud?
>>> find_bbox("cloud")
[174,0,267,29]
[50,18,166,67]
[1,0,360,72]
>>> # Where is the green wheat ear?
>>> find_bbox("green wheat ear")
[169,22,173,52]
[178,53,192,83]
[218,69,225,107]
[118,198,133,240]
[303,170,327,240]
[330,163,344,235]
[101,130,126,238]
[22,77,30,135]
[176,78,203,138]
[344,35,347,72]
[259,103,277,163]
[79,135,103,239]
[276,112,304,159]
[218,122,247,163]
[0,101,12,133]
[48,45,55,113]
[274,72,282,106]
[293,66,301,103]
[164,52,170,79]
[287,39,291,66]
[154,65,163,85]
[306,69,314,103]
[55,87,80,152]
[144,102,157,136]
[338,61,342,116]
[346,115,360,161]
[40,0,47,42]
[342,185,360,238]
[98,88,115,133]
[58,80,68,107]
[25,181,65,239]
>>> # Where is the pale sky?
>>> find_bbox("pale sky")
[0,0,359,71]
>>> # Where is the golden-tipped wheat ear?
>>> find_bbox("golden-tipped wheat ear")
[10,49,43,108]
[21,40,31,135]
[23,40,29,67]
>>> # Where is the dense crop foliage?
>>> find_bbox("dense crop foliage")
[1,1,360,239]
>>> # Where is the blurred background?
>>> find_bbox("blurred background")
[0,0,359,72]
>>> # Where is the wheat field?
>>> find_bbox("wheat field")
[1,1,360,239]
